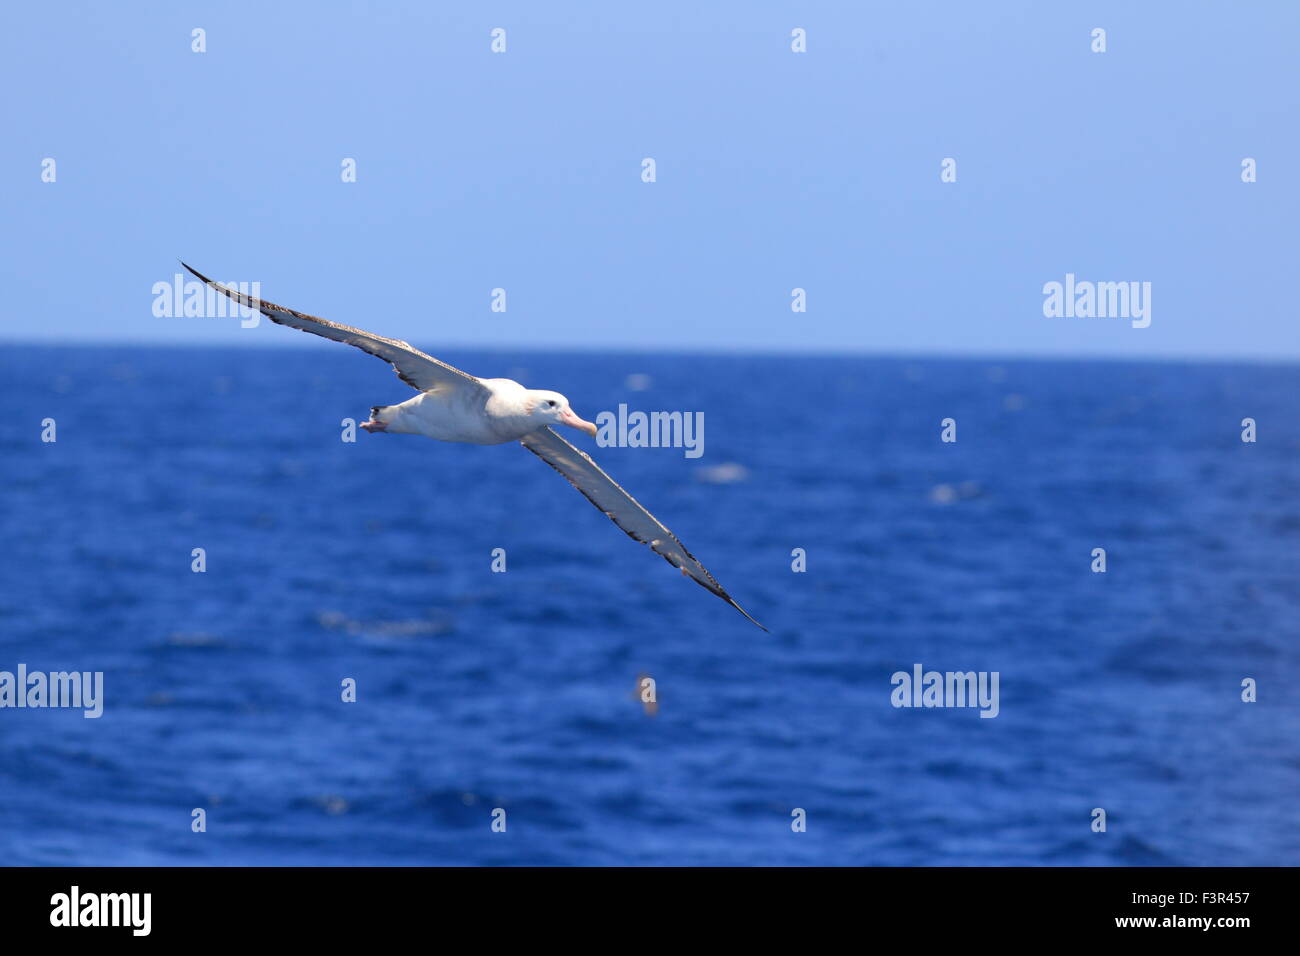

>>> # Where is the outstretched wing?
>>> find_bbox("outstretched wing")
[180,263,488,397]
[520,426,766,631]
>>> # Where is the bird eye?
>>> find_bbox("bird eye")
[546,400,557,408]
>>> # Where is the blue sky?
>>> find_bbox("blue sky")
[2,1,1296,359]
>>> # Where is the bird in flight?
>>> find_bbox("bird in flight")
[180,264,766,630]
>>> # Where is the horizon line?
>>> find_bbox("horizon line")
[1,337,1298,369]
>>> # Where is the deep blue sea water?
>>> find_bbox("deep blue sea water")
[1,345,1297,866]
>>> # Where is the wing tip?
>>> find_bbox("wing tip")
[726,596,769,632]
[179,260,202,280]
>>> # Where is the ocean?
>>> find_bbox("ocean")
[1,345,1296,865]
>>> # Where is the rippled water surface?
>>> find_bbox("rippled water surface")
[1,346,1297,865]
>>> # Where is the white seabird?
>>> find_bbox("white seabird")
[180,264,766,631]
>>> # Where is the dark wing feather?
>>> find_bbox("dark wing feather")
[180,263,486,396]
[520,427,766,631]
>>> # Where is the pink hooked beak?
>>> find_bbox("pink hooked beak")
[559,407,598,437]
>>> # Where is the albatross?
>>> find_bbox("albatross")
[180,263,766,631]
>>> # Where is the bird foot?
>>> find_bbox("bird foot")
[360,420,387,433]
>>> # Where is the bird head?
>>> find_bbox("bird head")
[527,390,597,436]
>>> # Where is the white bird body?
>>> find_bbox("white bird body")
[179,263,766,630]
[377,380,533,444]
[374,377,597,444]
